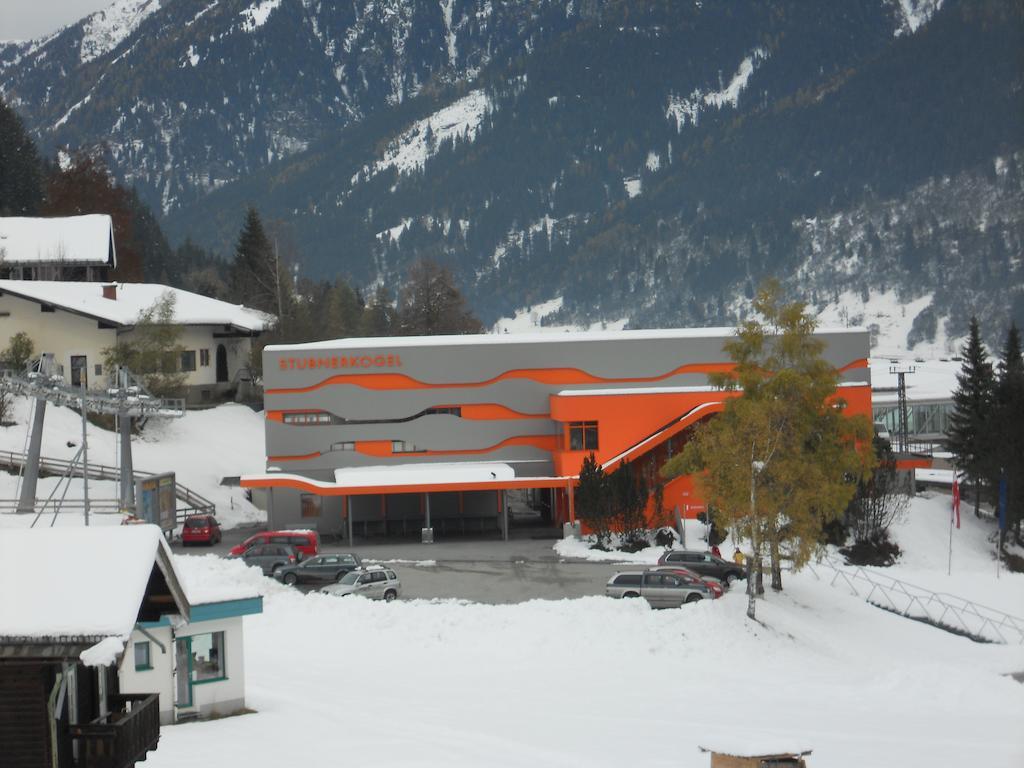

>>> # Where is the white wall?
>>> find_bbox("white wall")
[0,291,254,391]
[120,615,248,725]
[0,292,117,386]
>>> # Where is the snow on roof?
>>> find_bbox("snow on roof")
[0,215,115,265]
[334,461,516,488]
[0,525,169,640]
[269,326,866,352]
[173,554,263,604]
[699,739,812,757]
[0,280,272,331]
[557,385,719,397]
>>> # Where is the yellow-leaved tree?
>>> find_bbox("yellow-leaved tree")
[662,281,875,619]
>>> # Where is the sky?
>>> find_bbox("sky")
[0,0,111,42]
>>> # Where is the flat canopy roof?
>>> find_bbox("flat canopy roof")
[242,470,574,496]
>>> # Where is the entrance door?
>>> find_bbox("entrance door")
[215,344,228,383]
[174,637,192,708]
[70,355,87,388]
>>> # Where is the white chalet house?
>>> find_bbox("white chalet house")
[0,280,272,404]
[0,214,116,281]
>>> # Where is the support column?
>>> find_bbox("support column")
[16,397,47,514]
[500,489,508,542]
[119,414,135,514]
[567,482,576,524]
[422,492,433,543]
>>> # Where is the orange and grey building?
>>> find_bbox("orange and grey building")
[241,328,872,540]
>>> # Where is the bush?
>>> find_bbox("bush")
[840,530,902,567]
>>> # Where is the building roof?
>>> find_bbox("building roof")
[0,214,116,266]
[0,525,188,644]
[267,325,867,352]
[0,280,272,332]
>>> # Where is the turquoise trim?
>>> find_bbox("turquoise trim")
[191,675,228,686]
[189,596,263,623]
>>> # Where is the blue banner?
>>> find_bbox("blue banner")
[998,475,1008,532]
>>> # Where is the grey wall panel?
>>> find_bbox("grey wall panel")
[269,445,556,475]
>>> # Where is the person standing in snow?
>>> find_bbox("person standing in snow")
[732,548,745,566]
[710,544,722,558]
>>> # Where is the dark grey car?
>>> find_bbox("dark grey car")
[274,553,362,585]
[656,550,745,586]
[234,543,298,576]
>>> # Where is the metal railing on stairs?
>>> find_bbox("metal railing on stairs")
[0,449,216,517]
[806,555,1024,645]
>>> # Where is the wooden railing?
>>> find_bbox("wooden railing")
[70,693,160,768]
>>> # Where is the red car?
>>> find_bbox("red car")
[650,565,724,598]
[229,530,320,560]
[182,515,222,546]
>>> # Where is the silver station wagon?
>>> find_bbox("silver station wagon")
[320,566,401,601]
[605,570,711,608]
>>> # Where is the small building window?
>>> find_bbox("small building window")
[283,412,334,425]
[94,363,102,377]
[426,406,462,417]
[392,440,425,453]
[569,421,599,451]
[134,640,152,671]
[189,631,226,682]
[300,493,322,518]
[199,349,210,367]
[331,441,355,451]
[180,350,197,372]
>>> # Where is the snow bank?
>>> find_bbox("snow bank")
[81,636,126,667]
[149,571,1024,768]
[553,535,668,564]
[0,398,266,529]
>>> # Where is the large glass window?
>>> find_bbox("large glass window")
[189,632,225,682]
[569,421,599,451]
[301,493,322,518]
[134,640,151,671]
[180,350,197,372]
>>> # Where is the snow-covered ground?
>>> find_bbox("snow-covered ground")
[153,493,1024,767]
[0,396,266,529]
[493,296,629,335]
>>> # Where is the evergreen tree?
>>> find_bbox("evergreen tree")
[360,285,397,337]
[0,98,43,216]
[992,323,1024,543]
[574,453,611,548]
[231,207,286,318]
[946,317,996,517]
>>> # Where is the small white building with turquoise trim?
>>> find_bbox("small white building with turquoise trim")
[118,549,263,725]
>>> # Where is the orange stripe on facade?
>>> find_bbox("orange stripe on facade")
[266,362,738,395]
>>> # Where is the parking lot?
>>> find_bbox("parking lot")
[172,527,634,603]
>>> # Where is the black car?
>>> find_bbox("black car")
[656,550,745,586]
[273,553,362,586]
[233,543,298,576]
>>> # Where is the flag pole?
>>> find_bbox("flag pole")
[947,496,953,576]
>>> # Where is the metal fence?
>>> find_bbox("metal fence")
[806,555,1024,645]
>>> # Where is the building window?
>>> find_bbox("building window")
[426,406,462,417]
[301,493,322,518]
[283,412,334,425]
[180,350,197,372]
[569,421,599,451]
[188,632,226,682]
[392,440,425,453]
[199,348,210,367]
[94,363,102,377]
[331,441,355,451]
[134,640,152,671]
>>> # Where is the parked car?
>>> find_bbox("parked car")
[657,550,745,586]
[181,514,221,546]
[605,570,712,608]
[229,529,320,560]
[649,565,724,598]
[274,553,362,586]
[232,543,298,575]
[321,566,401,601]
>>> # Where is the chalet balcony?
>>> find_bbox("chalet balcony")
[70,693,160,768]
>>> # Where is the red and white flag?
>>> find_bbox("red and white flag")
[952,478,961,530]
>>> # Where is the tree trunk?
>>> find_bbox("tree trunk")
[746,550,756,620]
[770,537,783,591]
[974,477,982,518]
[756,557,765,596]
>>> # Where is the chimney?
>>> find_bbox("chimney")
[102,283,117,301]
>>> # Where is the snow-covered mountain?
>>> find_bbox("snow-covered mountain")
[2,0,1021,352]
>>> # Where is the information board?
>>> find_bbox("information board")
[136,472,177,532]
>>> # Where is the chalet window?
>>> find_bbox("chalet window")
[189,632,226,683]
[568,421,599,451]
[134,640,152,671]
[300,493,322,518]
[199,349,210,367]
[180,350,197,372]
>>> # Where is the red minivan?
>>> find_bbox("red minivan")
[182,515,222,546]
[229,530,320,560]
